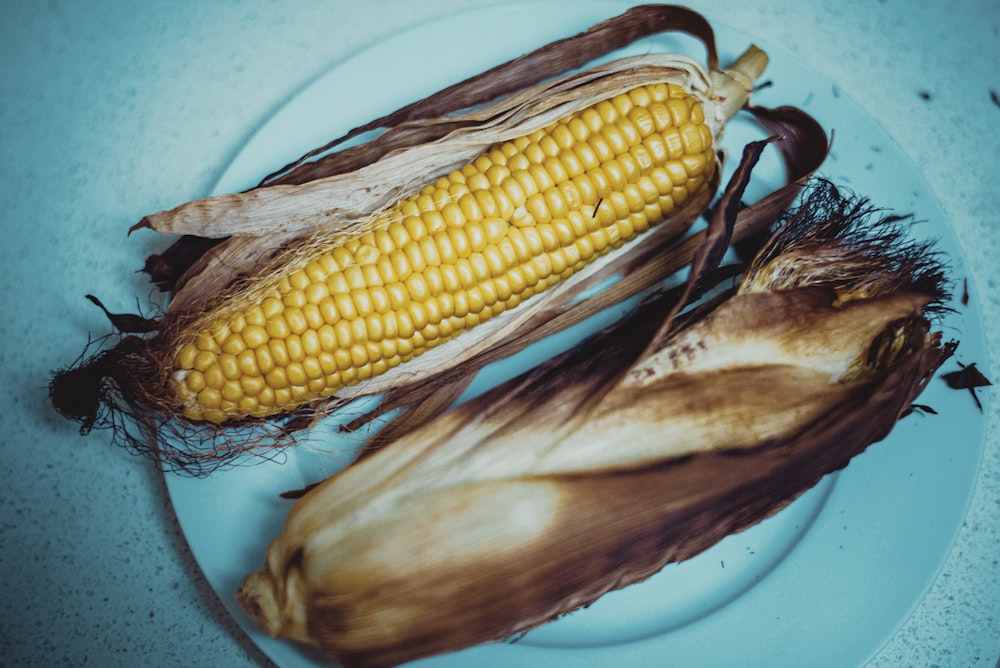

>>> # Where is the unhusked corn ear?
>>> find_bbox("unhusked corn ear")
[172,83,718,422]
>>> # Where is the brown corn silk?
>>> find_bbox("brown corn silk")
[236,180,953,668]
[49,5,826,474]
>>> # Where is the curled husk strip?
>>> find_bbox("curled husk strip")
[236,180,953,668]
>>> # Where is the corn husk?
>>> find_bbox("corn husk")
[237,180,953,668]
[49,5,828,474]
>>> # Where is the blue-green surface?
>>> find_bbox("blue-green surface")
[1,2,997,667]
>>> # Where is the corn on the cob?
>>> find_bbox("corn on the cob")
[171,82,723,422]
[49,24,769,471]
[236,182,953,668]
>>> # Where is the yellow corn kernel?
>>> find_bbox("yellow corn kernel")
[197,388,222,410]
[257,386,275,409]
[300,330,321,358]
[240,374,265,398]
[175,342,199,370]
[273,387,292,408]
[268,339,289,368]
[354,243,379,265]
[184,370,206,393]
[265,316,289,340]
[302,304,324,331]
[286,335,305,363]
[255,346,275,375]
[282,289,307,309]
[334,292,357,320]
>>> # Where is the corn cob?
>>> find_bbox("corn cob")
[172,82,722,422]
[49,11,773,473]
[236,182,953,668]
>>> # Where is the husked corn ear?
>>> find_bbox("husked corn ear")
[172,83,717,422]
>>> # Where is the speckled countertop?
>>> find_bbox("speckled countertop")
[1,1,998,666]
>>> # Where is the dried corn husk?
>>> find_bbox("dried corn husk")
[237,180,953,668]
[50,5,828,474]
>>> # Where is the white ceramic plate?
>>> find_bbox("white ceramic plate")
[165,3,988,667]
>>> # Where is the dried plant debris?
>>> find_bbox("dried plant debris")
[942,360,992,411]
